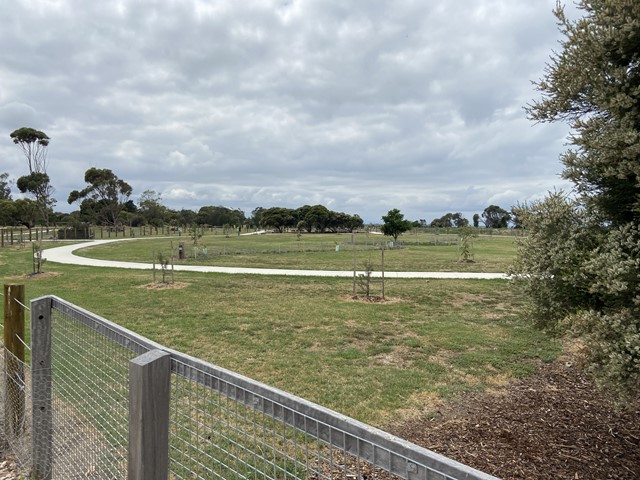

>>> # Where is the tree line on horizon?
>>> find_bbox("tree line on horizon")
[1,135,515,232]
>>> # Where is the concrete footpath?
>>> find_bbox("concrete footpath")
[43,238,508,279]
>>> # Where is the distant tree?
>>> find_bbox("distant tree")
[138,190,166,227]
[510,205,525,229]
[343,213,364,232]
[0,200,16,225]
[473,213,480,228]
[430,212,468,228]
[452,212,469,228]
[295,205,313,232]
[381,209,413,241]
[10,127,55,226]
[303,204,331,232]
[12,198,39,230]
[250,205,363,233]
[15,172,55,227]
[0,172,11,200]
[123,200,138,213]
[9,127,50,172]
[176,208,197,227]
[481,205,510,228]
[196,205,245,226]
[453,213,469,228]
[249,207,264,228]
[68,168,132,227]
[430,213,454,228]
[260,207,296,233]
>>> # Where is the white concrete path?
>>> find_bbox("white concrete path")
[43,238,508,279]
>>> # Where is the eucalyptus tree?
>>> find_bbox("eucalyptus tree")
[481,205,510,228]
[0,172,11,200]
[10,127,55,226]
[68,168,133,228]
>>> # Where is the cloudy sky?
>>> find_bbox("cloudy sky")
[0,0,577,223]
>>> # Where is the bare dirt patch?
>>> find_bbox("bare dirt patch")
[4,272,61,281]
[138,282,190,290]
[343,295,403,304]
[388,355,640,480]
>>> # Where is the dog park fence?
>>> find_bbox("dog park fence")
[1,287,499,480]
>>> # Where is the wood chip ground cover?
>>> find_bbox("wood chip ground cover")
[389,355,640,480]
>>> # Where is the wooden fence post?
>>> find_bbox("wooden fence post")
[3,284,25,445]
[128,349,171,480]
[31,296,53,480]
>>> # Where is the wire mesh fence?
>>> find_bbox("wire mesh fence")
[0,295,497,480]
[167,353,498,480]
[45,303,150,479]
[1,344,32,468]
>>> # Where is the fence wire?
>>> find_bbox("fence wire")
[42,304,150,479]
[0,296,496,480]
[0,344,32,469]
[169,358,398,480]
[168,357,485,480]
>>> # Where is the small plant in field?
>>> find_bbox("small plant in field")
[189,225,202,245]
[356,260,374,297]
[156,251,172,283]
[32,242,46,274]
[223,224,232,238]
[458,227,477,263]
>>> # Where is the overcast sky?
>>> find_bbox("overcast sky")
[0,0,576,223]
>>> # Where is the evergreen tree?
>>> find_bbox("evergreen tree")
[514,0,640,393]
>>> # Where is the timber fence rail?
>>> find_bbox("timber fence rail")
[1,291,499,480]
[0,224,242,246]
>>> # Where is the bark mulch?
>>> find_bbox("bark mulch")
[389,357,640,480]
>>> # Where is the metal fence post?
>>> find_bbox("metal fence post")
[31,296,53,480]
[128,349,170,480]
[3,284,25,446]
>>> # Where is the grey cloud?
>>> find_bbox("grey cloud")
[1,0,573,222]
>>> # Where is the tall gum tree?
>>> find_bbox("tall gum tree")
[10,127,55,227]
[68,168,133,228]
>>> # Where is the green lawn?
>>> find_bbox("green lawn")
[0,239,556,428]
[73,232,516,273]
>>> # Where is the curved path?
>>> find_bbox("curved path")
[43,239,508,279]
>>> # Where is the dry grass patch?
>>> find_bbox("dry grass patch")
[138,282,190,290]
[428,349,459,366]
[383,391,445,426]
[373,346,414,368]
[342,295,403,304]
[5,272,61,281]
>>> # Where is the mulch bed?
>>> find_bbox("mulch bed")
[389,357,640,479]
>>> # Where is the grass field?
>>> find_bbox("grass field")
[0,236,558,428]
[73,231,517,272]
